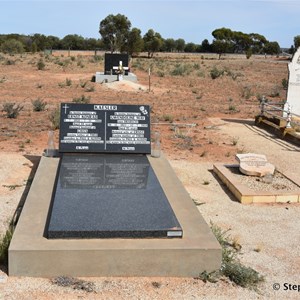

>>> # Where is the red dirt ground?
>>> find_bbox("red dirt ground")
[0,52,288,162]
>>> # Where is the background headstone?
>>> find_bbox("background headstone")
[236,153,275,177]
[104,53,129,75]
[286,47,300,115]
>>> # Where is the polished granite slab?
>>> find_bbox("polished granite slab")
[47,154,183,239]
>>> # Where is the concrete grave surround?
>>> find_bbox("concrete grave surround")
[9,154,221,277]
[286,47,300,115]
[213,164,300,204]
[236,153,275,177]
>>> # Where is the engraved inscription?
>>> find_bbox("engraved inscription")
[60,111,104,145]
[59,103,151,153]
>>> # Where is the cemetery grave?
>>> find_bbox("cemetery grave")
[8,103,221,277]
[213,153,300,204]
[95,53,137,83]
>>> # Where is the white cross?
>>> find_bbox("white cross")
[62,104,69,114]
[112,61,129,72]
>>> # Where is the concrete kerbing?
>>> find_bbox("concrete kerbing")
[9,154,221,277]
[95,72,137,83]
[213,163,300,204]
[255,116,300,147]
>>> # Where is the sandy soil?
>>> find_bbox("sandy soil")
[0,53,299,299]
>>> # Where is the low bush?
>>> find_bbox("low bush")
[198,223,265,290]
[72,95,91,104]
[32,98,47,111]
[210,66,224,79]
[170,63,191,76]
[49,106,60,129]
[162,114,174,123]
[37,59,45,70]
[2,102,23,118]
[0,222,14,264]
[282,78,288,90]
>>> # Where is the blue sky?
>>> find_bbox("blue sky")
[0,0,299,47]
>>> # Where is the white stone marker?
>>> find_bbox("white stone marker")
[286,47,300,116]
[235,153,275,177]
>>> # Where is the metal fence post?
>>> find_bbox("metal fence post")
[260,96,265,116]
[286,103,292,128]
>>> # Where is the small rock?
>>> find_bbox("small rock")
[0,274,8,283]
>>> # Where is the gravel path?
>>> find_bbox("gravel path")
[0,118,300,299]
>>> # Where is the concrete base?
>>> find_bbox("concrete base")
[214,163,300,204]
[9,154,221,277]
[95,72,137,83]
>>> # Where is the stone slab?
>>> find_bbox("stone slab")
[95,72,137,83]
[59,103,150,154]
[9,154,221,277]
[236,153,275,177]
[47,154,183,239]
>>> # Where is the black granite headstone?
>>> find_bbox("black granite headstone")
[59,103,151,154]
[104,53,129,75]
[47,154,183,239]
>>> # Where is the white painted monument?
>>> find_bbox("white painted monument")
[286,47,300,115]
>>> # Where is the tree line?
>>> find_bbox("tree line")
[1,14,299,57]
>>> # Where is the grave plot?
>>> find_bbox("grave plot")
[214,153,300,204]
[9,103,221,277]
[95,53,137,83]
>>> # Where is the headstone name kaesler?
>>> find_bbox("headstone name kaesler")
[9,102,221,277]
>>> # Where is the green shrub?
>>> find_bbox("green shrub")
[49,106,60,129]
[162,114,174,122]
[210,66,223,79]
[196,70,205,77]
[246,49,252,59]
[32,98,47,111]
[282,78,288,90]
[198,222,265,290]
[72,95,90,104]
[77,60,84,68]
[5,59,15,65]
[66,78,72,86]
[222,262,264,289]
[0,76,6,83]
[156,71,165,77]
[0,224,14,264]
[170,64,191,76]
[0,39,24,54]
[90,55,103,63]
[37,59,45,70]
[79,80,88,88]
[241,86,252,99]
[2,102,23,118]
[229,105,237,112]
